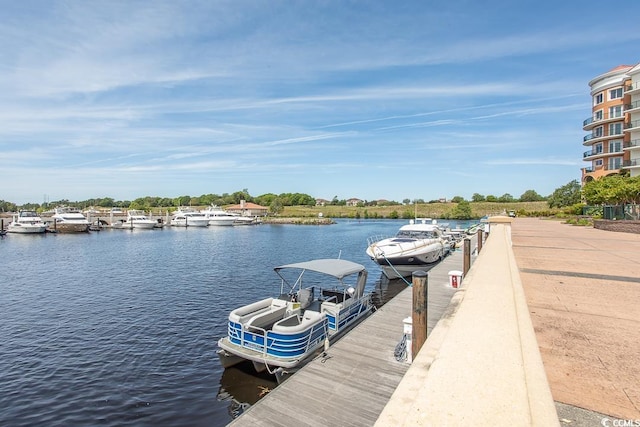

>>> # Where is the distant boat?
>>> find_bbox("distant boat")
[170,208,210,227]
[51,207,90,233]
[201,205,237,226]
[121,210,157,229]
[217,258,373,384]
[7,210,48,234]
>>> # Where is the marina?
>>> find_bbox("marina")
[0,219,474,427]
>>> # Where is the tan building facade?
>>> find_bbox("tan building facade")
[625,64,640,177]
[582,64,634,183]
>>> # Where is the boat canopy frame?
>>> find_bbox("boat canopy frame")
[274,259,368,299]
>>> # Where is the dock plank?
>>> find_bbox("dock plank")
[229,245,475,426]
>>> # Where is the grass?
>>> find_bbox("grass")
[280,201,553,219]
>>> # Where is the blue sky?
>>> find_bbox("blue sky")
[2,1,640,205]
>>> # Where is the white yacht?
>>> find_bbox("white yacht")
[171,208,210,227]
[121,210,157,229]
[51,207,91,233]
[7,211,48,234]
[201,205,237,226]
[366,219,447,279]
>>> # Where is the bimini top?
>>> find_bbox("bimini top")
[274,258,366,279]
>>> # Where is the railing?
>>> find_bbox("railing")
[623,159,640,167]
[624,139,640,149]
[624,100,640,111]
[625,120,640,130]
[583,111,625,127]
[583,150,603,158]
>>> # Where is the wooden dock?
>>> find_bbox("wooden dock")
[229,244,475,427]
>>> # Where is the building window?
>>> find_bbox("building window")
[609,140,622,153]
[594,93,604,105]
[609,105,623,119]
[609,157,622,169]
[609,88,623,100]
[594,110,603,121]
[595,159,603,167]
[595,143,603,154]
[594,126,604,137]
[609,123,623,136]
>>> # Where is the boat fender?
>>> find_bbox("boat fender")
[324,337,330,352]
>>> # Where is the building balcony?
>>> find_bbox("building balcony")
[583,150,602,158]
[583,113,626,130]
[624,100,640,113]
[624,139,640,150]
[583,132,624,145]
[625,82,640,95]
[583,150,624,159]
[624,120,640,132]
[623,159,640,168]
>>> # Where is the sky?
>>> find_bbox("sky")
[2,1,640,205]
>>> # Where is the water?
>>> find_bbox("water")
[0,219,472,426]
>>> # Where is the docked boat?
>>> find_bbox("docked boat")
[217,258,372,383]
[230,213,261,226]
[50,207,91,233]
[170,208,210,227]
[7,210,48,234]
[366,219,447,279]
[201,205,237,226]
[121,210,157,229]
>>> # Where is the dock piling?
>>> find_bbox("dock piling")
[411,270,428,360]
[463,238,471,276]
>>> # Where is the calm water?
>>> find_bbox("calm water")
[0,219,470,426]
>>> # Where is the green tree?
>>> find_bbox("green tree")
[519,189,544,202]
[485,195,497,202]
[451,195,465,203]
[449,200,473,219]
[269,198,283,215]
[548,180,581,208]
[472,193,485,202]
[498,193,514,202]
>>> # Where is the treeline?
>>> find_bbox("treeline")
[0,188,552,213]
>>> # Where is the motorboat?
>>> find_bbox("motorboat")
[7,210,48,234]
[230,213,261,226]
[170,208,210,227]
[121,210,157,229]
[50,207,91,233]
[201,205,237,226]
[217,258,372,384]
[366,219,447,279]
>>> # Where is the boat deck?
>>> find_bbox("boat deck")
[228,243,475,426]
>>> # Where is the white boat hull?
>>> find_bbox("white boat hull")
[52,223,90,233]
[7,224,48,234]
[208,218,236,226]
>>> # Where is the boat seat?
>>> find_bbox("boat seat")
[272,311,323,333]
[245,306,287,330]
[321,289,347,303]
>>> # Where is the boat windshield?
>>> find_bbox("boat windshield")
[397,230,436,239]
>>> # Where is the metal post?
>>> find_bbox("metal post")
[463,238,471,276]
[477,229,483,253]
[411,270,428,360]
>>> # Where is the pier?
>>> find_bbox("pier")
[229,240,475,426]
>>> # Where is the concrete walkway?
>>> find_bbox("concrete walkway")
[511,218,640,421]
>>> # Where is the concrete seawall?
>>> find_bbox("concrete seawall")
[375,220,559,425]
